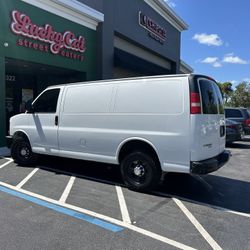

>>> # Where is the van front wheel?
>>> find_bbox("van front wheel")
[121,152,161,192]
[11,137,38,166]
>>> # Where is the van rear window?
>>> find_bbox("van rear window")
[198,79,224,114]
[199,79,218,114]
[213,83,224,114]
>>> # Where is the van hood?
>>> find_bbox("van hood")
[9,113,29,135]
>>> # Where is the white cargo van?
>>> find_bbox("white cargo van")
[7,74,230,191]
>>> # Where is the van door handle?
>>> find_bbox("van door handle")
[55,115,59,126]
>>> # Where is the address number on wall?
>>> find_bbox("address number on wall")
[6,75,16,82]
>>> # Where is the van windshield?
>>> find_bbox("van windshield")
[199,79,224,114]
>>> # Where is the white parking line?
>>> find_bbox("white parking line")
[153,191,250,219]
[0,157,12,161]
[16,168,39,189]
[115,186,131,224]
[226,209,250,218]
[59,176,76,203]
[0,180,196,250]
[0,159,14,169]
[173,198,222,250]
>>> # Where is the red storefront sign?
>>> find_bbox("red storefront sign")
[139,11,166,44]
[10,10,86,61]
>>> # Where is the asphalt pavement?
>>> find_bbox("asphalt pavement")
[0,137,249,250]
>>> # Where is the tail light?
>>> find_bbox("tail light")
[190,92,201,114]
[244,119,250,126]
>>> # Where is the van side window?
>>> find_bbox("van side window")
[199,79,218,114]
[33,89,60,113]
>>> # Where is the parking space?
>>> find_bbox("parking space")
[22,168,71,200]
[0,138,250,249]
[122,188,211,249]
[66,178,123,220]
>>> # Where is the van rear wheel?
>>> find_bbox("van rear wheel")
[121,151,161,192]
[11,137,38,166]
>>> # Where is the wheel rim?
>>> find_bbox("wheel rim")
[127,160,148,184]
[19,144,31,159]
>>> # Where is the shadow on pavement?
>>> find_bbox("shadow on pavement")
[31,155,250,215]
[226,142,250,149]
[156,173,250,214]
[37,155,124,185]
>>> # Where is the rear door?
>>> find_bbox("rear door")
[190,77,225,161]
[212,82,225,152]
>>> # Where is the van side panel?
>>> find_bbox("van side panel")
[115,79,183,114]
[114,78,190,172]
[58,77,190,172]
[58,84,117,163]
[63,84,114,113]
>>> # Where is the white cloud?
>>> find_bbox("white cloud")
[213,62,222,68]
[201,57,218,64]
[231,80,238,85]
[192,33,223,46]
[243,78,250,82]
[163,0,176,8]
[223,53,248,64]
[201,57,222,67]
[199,53,250,68]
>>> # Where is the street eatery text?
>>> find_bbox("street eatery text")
[10,10,86,61]
[139,12,166,44]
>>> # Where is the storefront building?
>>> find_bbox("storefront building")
[0,0,103,146]
[0,0,191,147]
[79,0,190,79]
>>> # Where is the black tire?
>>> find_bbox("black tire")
[120,151,161,192]
[11,137,38,166]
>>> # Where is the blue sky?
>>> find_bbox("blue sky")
[165,0,250,86]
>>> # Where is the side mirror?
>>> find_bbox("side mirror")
[26,102,34,113]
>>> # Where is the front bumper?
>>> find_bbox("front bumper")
[6,136,13,148]
[190,150,231,174]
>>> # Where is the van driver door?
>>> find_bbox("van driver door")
[27,88,61,155]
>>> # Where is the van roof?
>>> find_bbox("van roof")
[47,73,214,89]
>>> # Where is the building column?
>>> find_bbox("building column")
[96,0,114,80]
[0,56,6,147]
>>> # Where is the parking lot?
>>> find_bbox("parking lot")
[0,138,250,250]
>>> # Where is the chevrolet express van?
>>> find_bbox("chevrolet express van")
[7,74,230,191]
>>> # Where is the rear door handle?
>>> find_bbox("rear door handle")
[55,115,59,126]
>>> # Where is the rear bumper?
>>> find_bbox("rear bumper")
[190,150,231,175]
